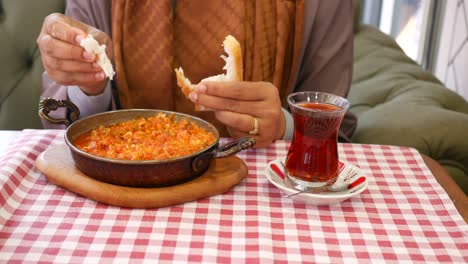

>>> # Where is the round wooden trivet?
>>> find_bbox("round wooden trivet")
[35,144,248,208]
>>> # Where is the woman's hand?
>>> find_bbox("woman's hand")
[36,13,113,95]
[189,81,286,148]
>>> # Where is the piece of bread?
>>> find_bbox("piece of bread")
[80,34,115,80]
[175,35,243,110]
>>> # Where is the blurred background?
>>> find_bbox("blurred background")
[361,0,468,101]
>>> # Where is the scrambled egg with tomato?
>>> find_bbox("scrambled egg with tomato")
[73,113,216,160]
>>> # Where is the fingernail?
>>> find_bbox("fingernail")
[188,92,198,102]
[83,51,93,61]
[95,72,105,80]
[75,35,84,45]
[196,84,207,93]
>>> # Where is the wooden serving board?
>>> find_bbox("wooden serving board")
[35,144,248,208]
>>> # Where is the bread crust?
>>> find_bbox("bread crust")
[174,67,193,97]
[175,35,243,111]
[223,35,243,81]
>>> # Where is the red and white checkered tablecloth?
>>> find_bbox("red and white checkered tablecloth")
[0,129,466,263]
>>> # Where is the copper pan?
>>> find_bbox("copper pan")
[38,98,255,188]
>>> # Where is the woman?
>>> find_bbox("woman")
[37,0,356,147]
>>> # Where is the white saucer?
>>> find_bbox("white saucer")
[265,159,368,206]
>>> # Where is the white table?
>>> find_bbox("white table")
[0,130,20,156]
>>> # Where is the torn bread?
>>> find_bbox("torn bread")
[174,35,243,110]
[80,34,115,80]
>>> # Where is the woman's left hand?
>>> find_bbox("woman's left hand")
[188,81,286,148]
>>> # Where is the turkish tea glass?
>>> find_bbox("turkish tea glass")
[285,91,350,189]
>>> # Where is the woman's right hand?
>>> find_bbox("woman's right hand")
[37,13,113,95]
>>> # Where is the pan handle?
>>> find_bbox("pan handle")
[191,137,256,173]
[214,137,256,158]
[38,98,80,127]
